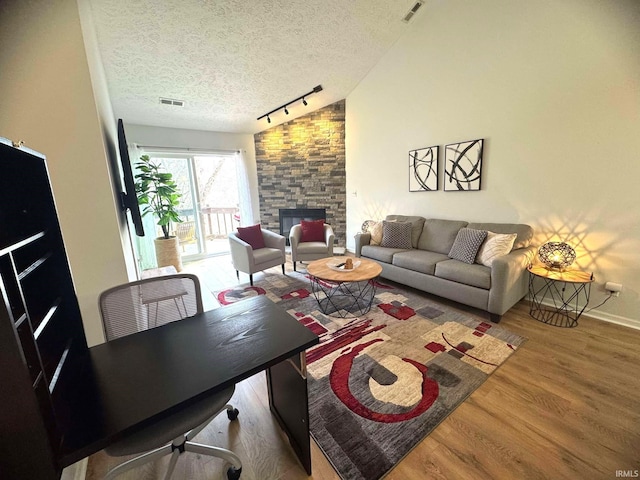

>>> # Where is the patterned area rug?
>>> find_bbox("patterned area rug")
[215,271,525,480]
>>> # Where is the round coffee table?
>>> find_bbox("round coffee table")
[306,256,383,318]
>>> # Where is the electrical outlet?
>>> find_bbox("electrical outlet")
[605,281,623,297]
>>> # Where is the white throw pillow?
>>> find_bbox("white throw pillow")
[476,231,517,267]
[369,221,383,245]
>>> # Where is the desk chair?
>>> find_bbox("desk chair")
[289,223,335,272]
[98,274,242,480]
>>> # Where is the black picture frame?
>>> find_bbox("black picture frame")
[409,145,439,191]
[444,139,483,191]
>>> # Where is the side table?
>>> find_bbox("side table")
[527,264,594,327]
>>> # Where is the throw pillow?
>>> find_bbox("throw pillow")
[237,224,265,250]
[448,228,488,264]
[300,219,326,242]
[476,231,517,267]
[369,221,383,246]
[380,221,412,249]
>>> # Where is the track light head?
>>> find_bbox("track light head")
[258,84,322,123]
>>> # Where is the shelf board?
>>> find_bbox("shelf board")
[33,298,61,340]
[18,251,52,281]
[48,339,72,394]
[0,230,46,257]
[15,313,27,327]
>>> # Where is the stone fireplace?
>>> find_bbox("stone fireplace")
[254,100,346,245]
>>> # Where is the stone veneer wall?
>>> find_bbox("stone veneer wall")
[254,100,346,245]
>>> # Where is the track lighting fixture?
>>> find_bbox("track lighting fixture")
[257,85,323,124]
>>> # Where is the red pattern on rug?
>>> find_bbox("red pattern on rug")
[377,303,416,320]
[216,286,266,305]
[306,318,385,364]
[329,339,439,423]
[282,288,310,300]
[298,315,328,335]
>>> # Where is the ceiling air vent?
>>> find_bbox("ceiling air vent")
[159,97,184,107]
[402,0,424,23]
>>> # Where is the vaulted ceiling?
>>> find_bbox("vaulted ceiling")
[87,0,424,134]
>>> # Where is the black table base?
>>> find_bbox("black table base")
[309,277,378,318]
[528,274,591,327]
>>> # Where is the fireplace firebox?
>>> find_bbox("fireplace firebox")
[279,208,326,244]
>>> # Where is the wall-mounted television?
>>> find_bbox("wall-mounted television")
[117,119,145,236]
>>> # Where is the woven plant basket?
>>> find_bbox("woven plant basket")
[154,236,183,272]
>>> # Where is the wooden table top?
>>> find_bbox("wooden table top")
[58,296,319,467]
[307,256,382,283]
[528,264,594,283]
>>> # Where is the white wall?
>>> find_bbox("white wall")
[346,0,640,326]
[0,0,131,346]
[77,0,139,281]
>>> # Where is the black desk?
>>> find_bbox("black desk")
[58,296,319,474]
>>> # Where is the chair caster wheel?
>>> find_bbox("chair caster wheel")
[227,466,241,480]
[227,408,239,421]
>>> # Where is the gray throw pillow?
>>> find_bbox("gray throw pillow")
[448,228,488,264]
[380,221,412,249]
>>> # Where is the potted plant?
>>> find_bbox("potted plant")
[135,154,184,271]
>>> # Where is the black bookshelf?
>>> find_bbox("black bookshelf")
[0,138,88,479]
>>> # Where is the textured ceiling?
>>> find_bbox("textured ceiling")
[87,0,423,134]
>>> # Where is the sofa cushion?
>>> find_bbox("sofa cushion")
[392,250,450,275]
[476,231,517,267]
[467,222,533,250]
[380,221,413,249]
[448,228,487,264]
[300,219,326,242]
[385,215,425,248]
[237,224,265,250]
[417,219,468,254]
[361,245,408,264]
[295,241,329,255]
[435,259,491,290]
[369,221,383,245]
[253,247,283,265]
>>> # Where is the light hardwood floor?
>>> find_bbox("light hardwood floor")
[84,255,640,480]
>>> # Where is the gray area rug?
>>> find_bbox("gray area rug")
[216,271,526,480]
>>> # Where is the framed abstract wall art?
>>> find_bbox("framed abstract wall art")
[409,145,439,191]
[444,139,484,191]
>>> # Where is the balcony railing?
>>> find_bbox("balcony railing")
[177,207,239,239]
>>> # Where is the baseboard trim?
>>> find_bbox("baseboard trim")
[534,298,640,331]
[584,308,640,331]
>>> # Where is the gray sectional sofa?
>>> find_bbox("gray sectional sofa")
[354,215,536,322]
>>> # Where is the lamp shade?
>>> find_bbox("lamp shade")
[538,242,576,271]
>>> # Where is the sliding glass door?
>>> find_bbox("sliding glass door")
[136,152,239,269]
[191,154,240,256]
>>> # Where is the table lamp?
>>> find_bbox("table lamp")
[361,220,376,233]
[538,241,576,271]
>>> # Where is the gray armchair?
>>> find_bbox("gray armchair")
[289,223,335,271]
[228,228,286,285]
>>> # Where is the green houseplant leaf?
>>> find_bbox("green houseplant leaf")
[134,155,182,239]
